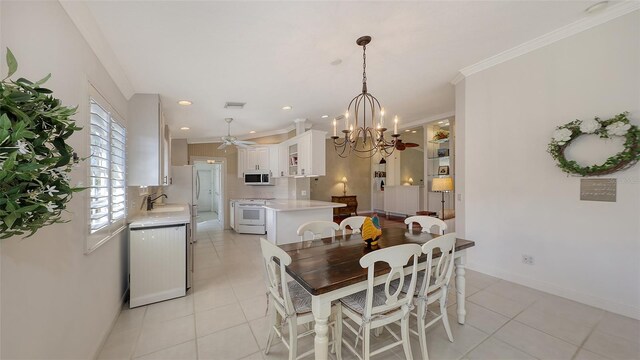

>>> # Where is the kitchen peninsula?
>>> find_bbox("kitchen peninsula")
[264,200,346,244]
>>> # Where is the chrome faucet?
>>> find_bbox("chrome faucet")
[147,194,168,211]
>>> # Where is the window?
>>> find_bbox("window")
[88,96,126,250]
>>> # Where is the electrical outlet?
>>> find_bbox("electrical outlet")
[522,254,535,265]
[457,193,462,201]
[301,190,307,196]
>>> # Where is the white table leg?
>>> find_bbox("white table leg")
[455,253,467,324]
[312,295,331,360]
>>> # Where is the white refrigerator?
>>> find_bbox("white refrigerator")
[164,165,199,238]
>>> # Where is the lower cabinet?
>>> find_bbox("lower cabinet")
[383,186,422,216]
[332,195,358,217]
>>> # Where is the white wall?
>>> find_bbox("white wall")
[1,1,130,358]
[457,12,640,318]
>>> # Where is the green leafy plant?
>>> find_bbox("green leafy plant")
[0,48,84,239]
[547,112,640,176]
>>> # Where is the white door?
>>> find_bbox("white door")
[197,169,213,212]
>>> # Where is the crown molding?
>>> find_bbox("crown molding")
[451,2,640,85]
[59,0,135,99]
[400,111,455,130]
[450,72,466,86]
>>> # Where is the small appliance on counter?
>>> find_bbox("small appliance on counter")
[243,170,274,186]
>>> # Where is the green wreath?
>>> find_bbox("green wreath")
[547,112,639,177]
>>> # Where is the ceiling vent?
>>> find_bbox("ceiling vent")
[224,102,246,109]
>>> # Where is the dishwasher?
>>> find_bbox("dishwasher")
[129,224,187,308]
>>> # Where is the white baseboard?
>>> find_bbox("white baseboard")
[92,288,129,360]
[466,261,640,320]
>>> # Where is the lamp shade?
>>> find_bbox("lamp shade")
[341,176,348,183]
[432,177,454,192]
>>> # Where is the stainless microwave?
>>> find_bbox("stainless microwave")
[244,170,274,186]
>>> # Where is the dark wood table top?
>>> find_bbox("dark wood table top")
[278,227,475,295]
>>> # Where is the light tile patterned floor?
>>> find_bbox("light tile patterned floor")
[98,228,640,360]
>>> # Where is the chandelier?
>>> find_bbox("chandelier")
[331,35,402,158]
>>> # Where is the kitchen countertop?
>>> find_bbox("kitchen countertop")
[263,200,346,212]
[129,203,191,228]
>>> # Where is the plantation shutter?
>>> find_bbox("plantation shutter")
[89,99,111,233]
[110,118,126,226]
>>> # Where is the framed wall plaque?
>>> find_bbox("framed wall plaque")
[580,178,616,202]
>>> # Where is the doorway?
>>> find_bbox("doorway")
[193,161,223,233]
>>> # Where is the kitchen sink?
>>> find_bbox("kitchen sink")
[150,206,186,213]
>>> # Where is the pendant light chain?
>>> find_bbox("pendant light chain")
[362,44,367,90]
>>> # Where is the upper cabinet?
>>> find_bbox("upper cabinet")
[279,130,326,177]
[236,130,326,178]
[296,130,326,177]
[128,94,171,186]
[237,145,278,177]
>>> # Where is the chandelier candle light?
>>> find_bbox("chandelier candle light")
[331,36,404,158]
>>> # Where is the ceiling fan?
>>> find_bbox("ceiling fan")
[217,118,257,149]
[394,139,419,151]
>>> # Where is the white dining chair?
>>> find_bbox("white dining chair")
[335,243,422,360]
[404,215,447,235]
[297,221,340,241]
[339,216,367,235]
[390,233,457,360]
[260,237,332,360]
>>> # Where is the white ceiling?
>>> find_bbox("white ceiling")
[82,0,603,140]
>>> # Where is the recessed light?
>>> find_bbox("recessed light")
[405,129,411,133]
[249,130,256,134]
[177,100,192,106]
[321,115,329,119]
[585,1,608,14]
[180,127,190,130]
[438,121,445,124]
[282,106,292,110]
[411,130,417,133]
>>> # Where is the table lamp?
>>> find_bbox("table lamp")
[432,177,454,220]
[341,176,348,196]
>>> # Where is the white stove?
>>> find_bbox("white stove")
[231,198,274,234]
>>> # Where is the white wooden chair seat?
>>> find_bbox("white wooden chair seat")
[287,281,312,314]
[338,284,388,315]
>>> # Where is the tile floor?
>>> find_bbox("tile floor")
[98,228,640,360]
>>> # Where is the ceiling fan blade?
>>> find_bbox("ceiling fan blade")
[404,142,419,148]
[236,140,257,145]
[217,143,228,150]
[396,140,407,151]
[235,142,252,148]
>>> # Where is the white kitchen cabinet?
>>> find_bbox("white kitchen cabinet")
[229,200,236,229]
[237,146,274,177]
[276,142,290,177]
[128,94,171,186]
[275,130,326,178]
[296,130,326,177]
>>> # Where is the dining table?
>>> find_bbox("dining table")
[277,226,476,360]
